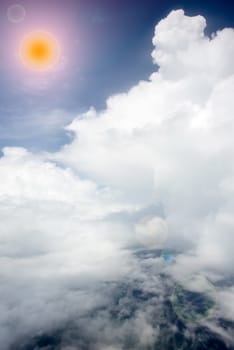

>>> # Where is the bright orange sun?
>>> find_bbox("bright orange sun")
[20,31,61,71]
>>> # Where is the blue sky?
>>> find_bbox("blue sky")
[0,0,234,151]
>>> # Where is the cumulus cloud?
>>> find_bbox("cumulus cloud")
[1,8,234,349]
[54,9,234,276]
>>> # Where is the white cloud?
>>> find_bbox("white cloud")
[53,9,234,276]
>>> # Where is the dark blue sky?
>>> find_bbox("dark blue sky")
[0,0,233,151]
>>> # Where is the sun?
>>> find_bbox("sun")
[20,31,61,71]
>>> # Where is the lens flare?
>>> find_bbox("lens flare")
[172,275,216,322]
[7,4,26,23]
[20,31,61,71]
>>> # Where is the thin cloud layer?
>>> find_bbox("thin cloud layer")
[1,9,234,349]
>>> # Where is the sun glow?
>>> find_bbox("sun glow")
[20,31,61,71]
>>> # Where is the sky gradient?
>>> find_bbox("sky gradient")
[1,0,234,150]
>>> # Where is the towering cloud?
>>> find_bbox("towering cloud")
[55,9,234,275]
